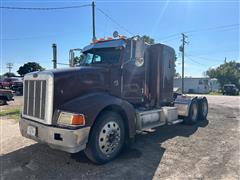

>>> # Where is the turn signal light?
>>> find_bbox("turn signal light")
[58,112,85,127]
[71,114,85,126]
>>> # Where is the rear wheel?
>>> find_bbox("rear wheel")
[84,111,125,164]
[198,97,208,121]
[184,98,198,125]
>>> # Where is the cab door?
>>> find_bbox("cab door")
[121,39,145,104]
[109,63,122,97]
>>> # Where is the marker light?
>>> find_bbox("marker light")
[119,35,126,39]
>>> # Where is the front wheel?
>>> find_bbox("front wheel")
[84,111,125,164]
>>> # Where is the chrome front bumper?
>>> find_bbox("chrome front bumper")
[19,118,90,153]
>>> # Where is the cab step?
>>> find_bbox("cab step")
[167,119,183,125]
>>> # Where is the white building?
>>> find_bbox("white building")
[209,78,220,92]
[174,77,210,94]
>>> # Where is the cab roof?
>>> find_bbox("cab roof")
[82,39,126,52]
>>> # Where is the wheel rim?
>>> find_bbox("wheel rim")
[99,121,121,155]
[191,103,198,121]
[202,101,208,117]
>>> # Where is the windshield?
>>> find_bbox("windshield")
[80,47,121,66]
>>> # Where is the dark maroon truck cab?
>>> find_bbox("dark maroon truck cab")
[19,36,207,164]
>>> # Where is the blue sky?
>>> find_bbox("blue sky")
[1,0,239,77]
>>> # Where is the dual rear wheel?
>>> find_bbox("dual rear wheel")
[184,97,208,125]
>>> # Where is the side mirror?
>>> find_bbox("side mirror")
[69,48,82,67]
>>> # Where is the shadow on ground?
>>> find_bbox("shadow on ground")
[1,120,208,180]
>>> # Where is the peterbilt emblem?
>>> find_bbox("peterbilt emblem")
[33,73,38,78]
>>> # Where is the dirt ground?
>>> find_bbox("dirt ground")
[0,95,239,180]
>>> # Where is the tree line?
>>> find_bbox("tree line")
[206,61,240,89]
[2,62,44,78]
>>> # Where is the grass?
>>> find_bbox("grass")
[209,91,240,96]
[209,92,222,95]
[0,108,20,120]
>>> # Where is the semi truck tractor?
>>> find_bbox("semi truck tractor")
[19,35,208,164]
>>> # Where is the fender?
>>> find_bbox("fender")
[56,92,136,138]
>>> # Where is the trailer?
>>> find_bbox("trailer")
[19,34,208,164]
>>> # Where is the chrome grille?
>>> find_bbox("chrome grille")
[23,80,47,121]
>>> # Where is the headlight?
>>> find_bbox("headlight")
[58,111,85,126]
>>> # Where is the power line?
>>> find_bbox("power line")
[187,49,239,57]
[185,54,223,62]
[0,4,91,10]
[158,33,180,42]
[97,7,134,36]
[0,34,63,40]
[157,23,240,43]
[185,55,207,66]
[185,23,239,34]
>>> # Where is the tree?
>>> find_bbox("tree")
[17,62,45,76]
[142,35,155,45]
[206,60,240,89]
[3,72,16,77]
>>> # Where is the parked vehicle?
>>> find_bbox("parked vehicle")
[1,77,21,89]
[0,89,14,105]
[19,35,208,164]
[11,78,23,95]
[0,79,3,89]
[223,84,239,95]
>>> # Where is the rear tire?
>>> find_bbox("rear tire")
[84,111,125,164]
[198,97,208,121]
[184,98,198,125]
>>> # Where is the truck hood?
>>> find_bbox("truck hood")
[48,66,110,110]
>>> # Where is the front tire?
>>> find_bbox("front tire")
[84,111,125,164]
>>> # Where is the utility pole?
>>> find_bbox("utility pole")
[224,57,227,63]
[92,1,96,41]
[180,33,188,94]
[6,63,13,73]
[52,43,57,69]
